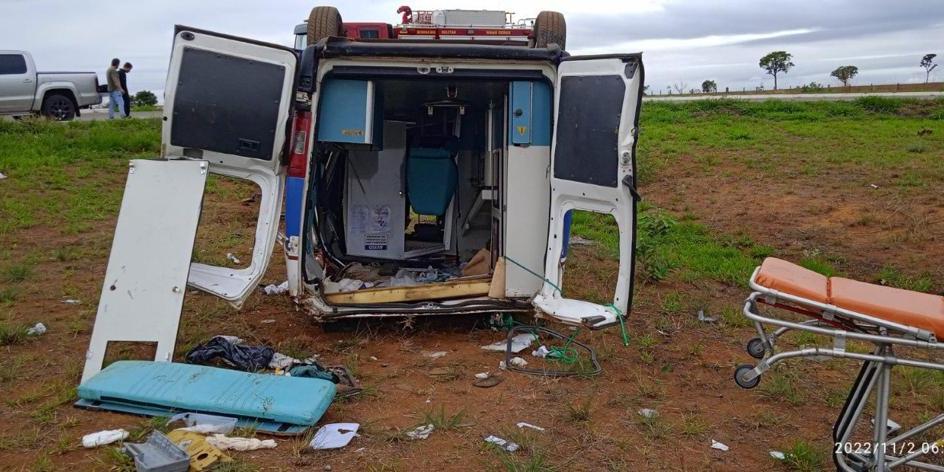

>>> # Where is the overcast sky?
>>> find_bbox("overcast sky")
[3,0,942,97]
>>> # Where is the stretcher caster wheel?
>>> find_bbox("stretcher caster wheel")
[746,337,766,359]
[734,364,761,389]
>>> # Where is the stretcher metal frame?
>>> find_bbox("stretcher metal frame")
[735,266,944,471]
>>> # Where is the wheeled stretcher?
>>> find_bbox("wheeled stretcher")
[735,257,944,471]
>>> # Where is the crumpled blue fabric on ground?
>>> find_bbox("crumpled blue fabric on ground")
[185,335,274,372]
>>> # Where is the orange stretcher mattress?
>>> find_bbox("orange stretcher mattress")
[754,257,944,338]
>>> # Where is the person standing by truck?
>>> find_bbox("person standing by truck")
[105,58,126,119]
[118,62,133,117]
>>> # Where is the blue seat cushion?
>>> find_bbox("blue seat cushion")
[77,361,335,427]
[407,147,457,216]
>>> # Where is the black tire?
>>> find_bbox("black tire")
[42,93,76,121]
[734,364,761,389]
[531,11,566,50]
[746,337,766,359]
[307,6,343,45]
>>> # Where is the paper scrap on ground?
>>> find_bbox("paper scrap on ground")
[474,372,490,380]
[263,281,289,295]
[268,352,298,370]
[26,322,46,336]
[206,434,277,451]
[0,172,6,180]
[423,351,447,359]
[405,424,434,440]
[532,345,550,358]
[310,423,360,450]
[638,408,658,419]
[516,422,545,432]
[711,440,729,452]
[697,309,717,323]
[82,429,128,448]
[63,299,81,305]
[481,333,538,353]
[769,450,785,460]
[226,253,241,264]
[484,435,520,452]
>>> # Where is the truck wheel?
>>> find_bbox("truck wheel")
[307,6,343,45]
[42,93,76,121]
[531,11,566,50]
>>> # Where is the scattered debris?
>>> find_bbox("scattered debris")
[269,352,298,370]
[887,418,902,433]
[0,172,6,180]
[168,412,237,434]
[473,374,503,388]
[481,333,537,353]
[516,422,545,432]
[124,431,189,472]
[710,439,729,452]
[503,356,528,369]
[405,424,435,440]
[428,366,455,377]
[263,281,289,295]
[323,278,365,293]
[185,335,274,371]
[325,365,363,398]
[461,248,490,276]
[82,429,129,448]
[638,408,659,419]
[165,429,230,470]
[697,309,716,323]
[260,319,276,324]
[869,183,879,189]
[310,423,360,450]
[63,299,81,305]
[531,345,550,358]
[226,253,241,265]
[26,322,46,336]
[206,434,277,451]
[474,372,490,380]
[484,435,520,452]
[569,235,594,246]
[871,417,902,433]
[423,351,448,359]
[769,450,786,460]
[369,356,378,361]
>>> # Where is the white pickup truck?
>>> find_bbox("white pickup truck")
[0,50,102,120]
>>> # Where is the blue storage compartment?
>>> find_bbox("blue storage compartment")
[317,79,383,145]
[508,81,552,146]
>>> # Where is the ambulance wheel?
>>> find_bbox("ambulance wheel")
[307,6,344,45]
[746,337,766,359]
[734,364,761,389]
[531,11,566,50]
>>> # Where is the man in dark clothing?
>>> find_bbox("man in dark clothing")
[118,62,133,117]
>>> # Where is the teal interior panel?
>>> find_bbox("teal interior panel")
[317,79,382,145]
[509,81,533,145]
[508,81,551,146]
[77,361,335,430]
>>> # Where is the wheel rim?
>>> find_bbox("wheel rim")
[49,98,72,120]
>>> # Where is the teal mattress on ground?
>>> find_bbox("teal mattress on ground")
[76,361,336,435]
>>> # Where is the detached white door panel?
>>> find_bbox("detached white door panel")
[534,55,643,329]
[82,159,207,382]
[162,27,297,307]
